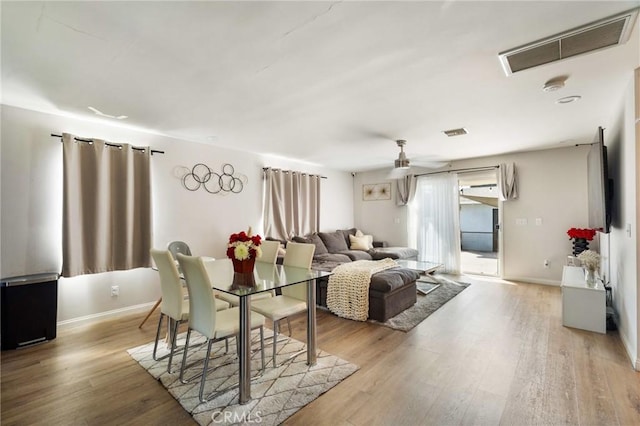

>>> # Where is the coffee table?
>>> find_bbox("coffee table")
[396,260,444,295]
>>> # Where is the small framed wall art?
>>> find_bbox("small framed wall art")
[363,183,391,201]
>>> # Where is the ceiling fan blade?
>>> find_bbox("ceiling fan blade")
[387,167,411,179]
[411,159,450,170]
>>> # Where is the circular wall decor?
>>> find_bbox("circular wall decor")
[181,163,246,194]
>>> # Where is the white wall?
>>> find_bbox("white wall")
[353,170,410,247]
[356,146,592,285]
[0,105,353,322]
[607,71,638,369]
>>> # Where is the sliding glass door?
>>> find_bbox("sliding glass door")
[457,170,500,276]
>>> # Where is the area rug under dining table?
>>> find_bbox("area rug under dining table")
[127,331,358,426]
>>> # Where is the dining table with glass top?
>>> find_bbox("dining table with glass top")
[203,260,331,404]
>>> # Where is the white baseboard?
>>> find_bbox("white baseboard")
[502,276,561,286]
[614,315,640,371]
[57,301,157,329]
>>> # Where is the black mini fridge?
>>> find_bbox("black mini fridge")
[1,273,59,350]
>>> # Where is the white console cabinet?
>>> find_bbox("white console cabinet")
[561,265,606,334]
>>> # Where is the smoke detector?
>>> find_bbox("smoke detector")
[543,76,567,92]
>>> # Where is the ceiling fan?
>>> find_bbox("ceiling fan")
[388,139,447,178]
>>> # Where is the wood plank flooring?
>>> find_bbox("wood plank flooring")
[2,276,639,425]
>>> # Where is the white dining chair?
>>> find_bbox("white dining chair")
[150,249,230,373]
[176,254,266,403]
[258,240,280,265]
[250,242,315,367]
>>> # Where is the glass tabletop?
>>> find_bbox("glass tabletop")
[395,259,443,273]
[204,261,331,297]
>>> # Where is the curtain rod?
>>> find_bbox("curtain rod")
[51,133,165,155]
[263,167,327,179]
[415,165,499,177]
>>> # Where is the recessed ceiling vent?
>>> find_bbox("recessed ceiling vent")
[499,8,638,76]
[443,128,468,137]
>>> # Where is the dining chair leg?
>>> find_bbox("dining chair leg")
[167,319,180,373]
[272,321,278,367]
[152,313,165,361]
[260,326,265,372]
[199,339,215,403]
[179,328,193,384]
[225,338,229,354]
[286,317,292,336]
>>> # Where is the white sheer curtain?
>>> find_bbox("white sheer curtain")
[408,173,461,273]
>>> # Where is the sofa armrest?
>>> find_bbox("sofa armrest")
[372,241,388,248]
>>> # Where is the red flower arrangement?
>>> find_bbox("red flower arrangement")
[226,228,262,261]
[566,228,597,241]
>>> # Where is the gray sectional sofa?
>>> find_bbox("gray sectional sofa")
[277,228,420,321]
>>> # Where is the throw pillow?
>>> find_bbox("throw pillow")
[349,234,373,250]
[292,234,328,255]
[338,228,358,247]
[319,231,349,253]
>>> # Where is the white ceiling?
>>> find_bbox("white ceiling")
[2,1,639,172]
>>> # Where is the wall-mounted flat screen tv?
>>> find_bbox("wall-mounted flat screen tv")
[587,126,612,233]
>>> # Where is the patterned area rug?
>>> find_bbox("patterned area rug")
[370,275,470,332]
[127,331,358,426]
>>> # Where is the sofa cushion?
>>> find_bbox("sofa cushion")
[369,247,419,260]
[319,231,349,253]
[338,228,358,247]
[313,253,352,263]
[292,234,328,255]
[337,250,373,261]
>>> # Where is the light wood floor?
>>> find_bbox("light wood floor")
[2,276,639,425]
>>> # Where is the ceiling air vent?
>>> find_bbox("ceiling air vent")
[498,8,638,76]
[443,128,468,137]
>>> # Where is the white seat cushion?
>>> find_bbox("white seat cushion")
[214,307,266,339]
[251,295,307,322]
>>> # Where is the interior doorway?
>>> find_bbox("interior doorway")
[458,170,500,276]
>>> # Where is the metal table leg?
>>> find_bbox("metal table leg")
[307,278,317,366]
[238,296,251,404]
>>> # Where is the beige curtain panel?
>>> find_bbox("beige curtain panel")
[498,162,518,201]
[396,174,417,206]
[263,168,321,241]
[62,133,152,277]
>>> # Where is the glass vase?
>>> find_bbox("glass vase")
[585,267,597,287]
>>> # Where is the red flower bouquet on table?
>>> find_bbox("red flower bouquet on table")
[566,228,597,241]
[226,228,262,287]
[567,227,597,256]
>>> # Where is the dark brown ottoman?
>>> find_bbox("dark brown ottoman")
[314,265,419,322]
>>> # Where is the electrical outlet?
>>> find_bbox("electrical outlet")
[544,259,549,268]
[111,285,119,297]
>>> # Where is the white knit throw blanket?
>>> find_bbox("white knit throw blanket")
[326,258,398,321]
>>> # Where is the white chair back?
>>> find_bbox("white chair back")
[203,258,234,288]
[281,242,315,301]
[257,240,280,265]
[150,249,185,320]
[177,254,217,339]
